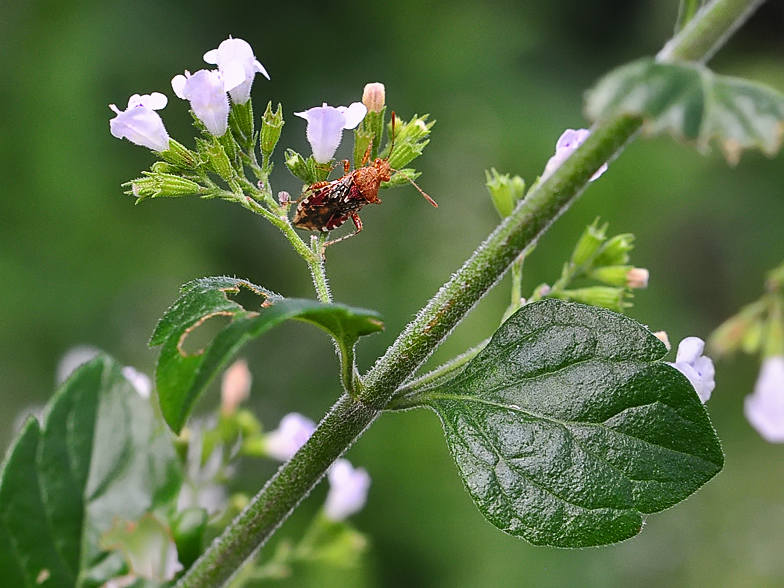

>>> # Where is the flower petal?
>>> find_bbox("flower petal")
[341,102,368,129]
[676,336,705,364]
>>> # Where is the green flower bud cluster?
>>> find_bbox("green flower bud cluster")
[528,218,647,313]
[485,168,526,218]
[381,114,434,170]
[709,263,784,358]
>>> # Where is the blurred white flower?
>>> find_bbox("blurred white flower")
[221,359,251,415]
[109,93,170,152]
[171,70,230,137]
[264,412,316,461]
[671,336,716,403]
[324,459,371,521]
[57,345,101,384]
[122,366,153,399]
[295,102,367,163]
[542,128,607,182]
[745,356,784,442]
[203,37,269,104]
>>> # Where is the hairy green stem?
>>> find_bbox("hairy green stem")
[176,1,765,585]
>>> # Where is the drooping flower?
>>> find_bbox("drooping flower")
[203,37,269,104]
[671,337,716,403]
[264,412,316,461]
[324,459,371,522]
[171,70,230,137]
[542,128,608,182]
[109,93,171,152]
[295,102,367,163]
[745,356,784,442]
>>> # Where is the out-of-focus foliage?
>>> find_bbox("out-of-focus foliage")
[2,1,784,587]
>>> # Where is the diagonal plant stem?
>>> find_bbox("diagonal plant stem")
[175,1,767,585]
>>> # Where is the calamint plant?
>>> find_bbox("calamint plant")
[3,1,784,586]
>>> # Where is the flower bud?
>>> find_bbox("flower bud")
[593,233,634,267]
[571,218,608,267]
[654,331,671,350]
[278,191,290,205]
[260,102,285,158]
[221,359,251,416]
[204,139,235,182]
[485,168,525,218]
[127,173,203,200]
[589,265,632,287]
[160,139,200,169]
[285,149,312,183]
[554,287,631,313]
[362,82,386,113]
[626,267,649,289]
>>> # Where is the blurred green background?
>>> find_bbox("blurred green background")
[2,0,784,586]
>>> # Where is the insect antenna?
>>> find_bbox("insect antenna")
[390,167,438,207]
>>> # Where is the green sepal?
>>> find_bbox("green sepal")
[551,286,632,312]
[229,100,255,151]
[260,102,284,159]
[159,139,200,170]
[285,150,332,185]
[485,168,526,218]
[172,507,209,569]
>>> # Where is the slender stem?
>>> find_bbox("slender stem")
[176,2,765,586]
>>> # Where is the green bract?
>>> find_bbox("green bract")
[151,277,384,434]
[0,356,181,587]
[586,58,784,164]
[408,299,723,547]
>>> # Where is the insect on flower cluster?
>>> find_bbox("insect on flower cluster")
[109,37,438,256]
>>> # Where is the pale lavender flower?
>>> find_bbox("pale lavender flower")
[324,459,371,521]
[671,337,716,403]
[109,93,170,152]
[264,413,316,461]
[542,128,608,182]
[203,37,269,104]
[295,102,367,163]
[171,70,230,137]
[745,356,784,443]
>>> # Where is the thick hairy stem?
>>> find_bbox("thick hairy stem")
[176,1,766,585]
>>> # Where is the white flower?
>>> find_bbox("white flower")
[671,337,716,403]
[264,412,316,461]
[122,366,153,399]
[109,93,170,152]
[295,102,367,163]
[324,459,371,521]
[542,128,608,182]
[171,70,230,137]
[203,37,269,104]
[745,356,784,443]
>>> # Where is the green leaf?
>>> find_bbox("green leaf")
[0,356,182,588]
[585,58,784,164]
[151,277,384,433]
[418,299,723,547]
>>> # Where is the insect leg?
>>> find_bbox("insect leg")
[324,213,363,248]
[361,141,372,166]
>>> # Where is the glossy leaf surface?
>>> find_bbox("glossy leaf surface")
[422,299,723,547]
[152,277,384,433]
[586,58,784,164]
[0,356,181,587]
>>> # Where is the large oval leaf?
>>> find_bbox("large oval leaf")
[420,299,723,547]
[0,355,181,587]
[585,58,784,164]
[151,277,384,434]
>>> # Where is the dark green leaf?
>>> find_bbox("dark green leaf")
[152,277,383,433]
[0,356,182,588]
[421,299,723,547]
[585,58,784,164]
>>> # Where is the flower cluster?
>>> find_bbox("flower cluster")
[110,38,268,148]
